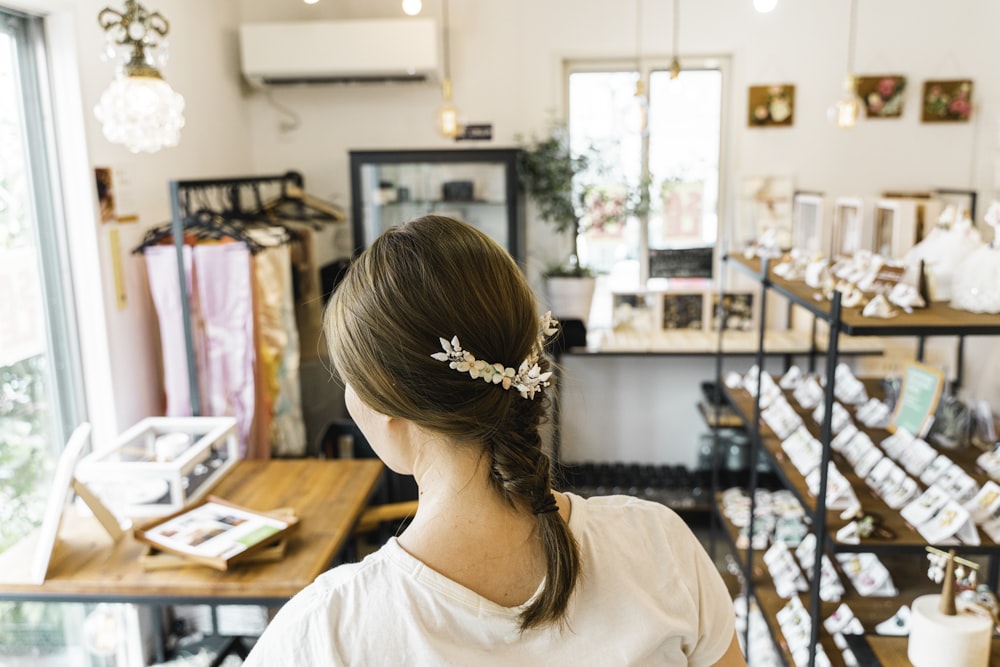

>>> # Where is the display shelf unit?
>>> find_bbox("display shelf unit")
[718,253,1000,667]
[714,493,939,667]
[348,148,524,261]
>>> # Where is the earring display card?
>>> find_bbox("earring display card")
[915,499,978,545]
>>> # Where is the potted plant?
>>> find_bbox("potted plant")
[517,125,597,322]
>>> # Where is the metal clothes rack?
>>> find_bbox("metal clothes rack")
[165,171,304,416]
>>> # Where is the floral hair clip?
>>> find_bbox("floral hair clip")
[431,312,558,400]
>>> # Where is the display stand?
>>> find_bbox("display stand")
[717,253,1000,667]
[15,424,124,585]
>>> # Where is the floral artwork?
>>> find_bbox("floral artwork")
[748,84,795,127]
[922,80,973,122]
[580,183,628,236]
[857,75,906,118]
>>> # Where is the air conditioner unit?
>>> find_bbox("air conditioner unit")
[239,19,439,87]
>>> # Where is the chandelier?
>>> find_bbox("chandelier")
[94,0,185,154]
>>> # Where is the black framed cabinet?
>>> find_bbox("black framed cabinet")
[348,148,525,262]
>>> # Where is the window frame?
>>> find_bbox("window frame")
[563,55,732,287]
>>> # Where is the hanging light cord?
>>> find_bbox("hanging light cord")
[846,0,857,74]
[672,0,679,63]
[635,0,642,70]
[442,0,451,81]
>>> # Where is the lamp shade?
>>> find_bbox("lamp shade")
[94,74,185,153]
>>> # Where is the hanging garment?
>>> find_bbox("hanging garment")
[144,245,198,417]
[192,243,256,456]
[281,220,324,361]
[248,229,307,457]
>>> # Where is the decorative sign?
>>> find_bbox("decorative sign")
[455,123,493,141]
[889,361,945,438]
[648,246,714,280]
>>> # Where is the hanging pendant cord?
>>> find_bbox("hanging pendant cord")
[673,0,680,63]
[846,0,857,73]
[442,0,451,81]
[635,0,642,71]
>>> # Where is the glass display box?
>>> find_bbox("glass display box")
[349,148,525,261]
[75,417,239,518]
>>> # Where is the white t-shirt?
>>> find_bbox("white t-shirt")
[245,493,735,666]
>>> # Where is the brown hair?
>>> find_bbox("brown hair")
[325,215,580,630]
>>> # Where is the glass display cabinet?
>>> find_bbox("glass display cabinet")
[348,148,525,261]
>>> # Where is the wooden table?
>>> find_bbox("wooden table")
[0,459,384,605]
[846,634,1000,666]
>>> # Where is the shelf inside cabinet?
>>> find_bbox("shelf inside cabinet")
[725,254,1000,337]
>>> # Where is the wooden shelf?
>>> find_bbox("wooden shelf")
[727,254,1000,337]
[715,494,938,667]
[723,382,1000,553]
[847,634,1000,667]
[570,328,885,356]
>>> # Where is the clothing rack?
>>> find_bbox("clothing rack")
[165,171,306,417]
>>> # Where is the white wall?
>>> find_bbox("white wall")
[234,0,1000,464]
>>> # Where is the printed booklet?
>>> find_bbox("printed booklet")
[134,496,298,570]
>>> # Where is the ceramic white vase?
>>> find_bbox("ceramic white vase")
[544,276,596,322]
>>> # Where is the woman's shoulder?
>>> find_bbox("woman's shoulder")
[567,492,689,533]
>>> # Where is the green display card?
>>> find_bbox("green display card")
[889,362,945,438]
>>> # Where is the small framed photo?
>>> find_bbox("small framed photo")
[921,79,973,123]
[612,291,659,332]
[661,293,704,330]
[831,197,866,258]
[857,75,906,118]
[709,292,756,332]
[791,191,826,254]
[748,84,795,127]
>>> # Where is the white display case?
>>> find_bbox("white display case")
[76,417,239,518]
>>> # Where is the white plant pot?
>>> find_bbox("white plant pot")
[544,276,597,322]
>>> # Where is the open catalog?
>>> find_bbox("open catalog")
[134,496,298,571]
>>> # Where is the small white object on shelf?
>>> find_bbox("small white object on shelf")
[908,594,992,667]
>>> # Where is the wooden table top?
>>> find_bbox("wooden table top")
[0,459,383,604]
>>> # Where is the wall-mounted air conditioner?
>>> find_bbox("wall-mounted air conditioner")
[239,18,439,87]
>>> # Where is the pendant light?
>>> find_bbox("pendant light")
[436,0,460,138]
[753,0,777,13]
[94,0,185,154]
[627,0,649,135]
[832,0,862,128]
[669,0,681,79]
[402,0,422,15]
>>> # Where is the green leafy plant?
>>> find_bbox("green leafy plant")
[517,126,594,277]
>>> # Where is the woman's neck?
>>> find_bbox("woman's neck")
[394,428,548,606]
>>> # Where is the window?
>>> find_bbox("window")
[1,6,92,661]
[567,59,726,317]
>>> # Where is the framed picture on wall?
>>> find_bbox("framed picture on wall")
[857,75,906,118]
[831,197,866,258]
[709,292,756,332]
[748,84,795,127]
[791,191,826,254]
[612,292,658,332]
[921,80,973,123]
[661,293,705,330]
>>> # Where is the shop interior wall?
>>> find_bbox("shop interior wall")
[235,0,1000,464]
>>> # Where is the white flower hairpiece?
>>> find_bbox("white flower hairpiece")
[431,311,558,400]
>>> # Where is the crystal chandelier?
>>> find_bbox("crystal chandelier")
[94,1,185,154]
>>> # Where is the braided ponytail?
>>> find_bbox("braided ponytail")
[487,389,581,631]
